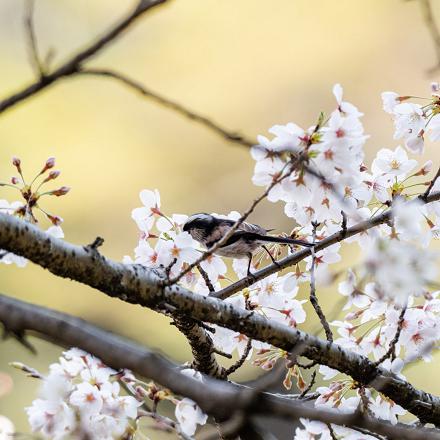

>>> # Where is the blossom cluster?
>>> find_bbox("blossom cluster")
[382,83,440,154]
[24,348,140,439]
[19,348,209,439]
[0,416,14,440]
[0,156,67,267]
[251,84,440,301]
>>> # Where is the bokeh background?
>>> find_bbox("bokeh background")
[1,0,440,436]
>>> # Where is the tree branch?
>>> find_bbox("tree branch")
[419,0,440,72]
[24,0,45,77]
[423,165,440,201]
[1,211,440,423]
[309,222,333,342]
[1,293,439,440]
[172,314,224,377]
[78,68,254,147]
[212,191,440,300]
[0,0,168,114]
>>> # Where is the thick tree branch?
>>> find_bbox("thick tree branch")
[1,293,439,440]
[172,314,224,377]
[1,211,440,424]
[0,0,168,114]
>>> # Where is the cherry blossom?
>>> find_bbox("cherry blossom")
[0,416,14,440]
[24,349,141,440]
[175,398,208,436]
[365,238,437,305]
[381,91,401,113]
[338,269,370,310]
[369,396,406,425]
[371,146,417,178]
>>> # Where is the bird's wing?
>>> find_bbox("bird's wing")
[238,221,267,235]
[218,230,261,248]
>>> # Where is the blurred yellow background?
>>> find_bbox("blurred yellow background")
[1,0,440,435]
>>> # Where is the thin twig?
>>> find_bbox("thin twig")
[214,192,440,300]
[352,426,386,440]
[296,360,317,369]
[299,370,317,399]
[197,264,215,293]
[85,236,104,251]
[24,0,45,77]
[341,210,348,238]
[165,258,177,280]
[79,68,254,147]
[419,0,440,72]
[327,423,338,440]
[309,222,333,342]
[422,165,440,201]
[138,410,192,440]
[223,338,253,378]
[374,306,407,366]
[213,348,233,359]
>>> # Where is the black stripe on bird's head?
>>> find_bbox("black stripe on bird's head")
[183,213,215,232]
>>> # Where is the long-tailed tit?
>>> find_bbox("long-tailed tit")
[183,213,314,276]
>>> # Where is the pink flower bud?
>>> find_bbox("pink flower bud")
[47,214,63,225]
[12,157,22,172]
[11,177,19,185]
[421,160,433,176]
[45,157,55,169]
[51,186,70,196]
[43,170,60,183]
[135,386,149,398]
[41,157,56,174]
[49,170,60,179]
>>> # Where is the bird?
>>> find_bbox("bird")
[183,213,314,276]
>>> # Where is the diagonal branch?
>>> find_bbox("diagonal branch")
[212,191,440,300]
[1,211,440,424]
[78,68,254,147]
[309,222,333,342]
[1,293,439,440]
[24,0,45,77]
[419,0,440,72]
[0,0,168,114]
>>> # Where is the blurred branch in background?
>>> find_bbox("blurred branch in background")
[23,0,46,78]
[1,293,439,440]
[78,68,254,147]
[0,0,168,113]
[419,0,440,72]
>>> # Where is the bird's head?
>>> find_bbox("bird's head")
[183,213,214,233]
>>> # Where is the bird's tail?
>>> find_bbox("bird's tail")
[258,235,314,247]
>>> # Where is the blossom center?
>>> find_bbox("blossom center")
[336,128,345,138]
[390,159,400,170]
